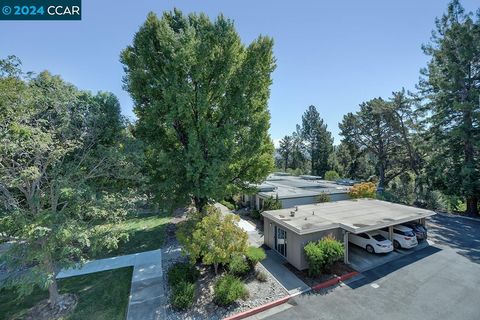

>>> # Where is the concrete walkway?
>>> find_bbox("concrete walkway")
[215,203,264,246]
[57,249,163,320]
[215,203,309,295]
[261,250,310,295]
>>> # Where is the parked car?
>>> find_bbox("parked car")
[401,222,427,241]
[379,225,418,249]
[349,231,393,254]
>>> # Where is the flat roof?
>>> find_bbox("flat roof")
[262,199,436,235]
[258,175,350,199]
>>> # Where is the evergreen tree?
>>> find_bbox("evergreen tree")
[278,135,293,171]
[418,0,480,215]
[300,105,333,177]
[339,98,407,189]
[290,125,307,171]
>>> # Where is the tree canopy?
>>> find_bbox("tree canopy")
[177,206,248,274]
[121,10,275,212]
[0,58,140,308]
[418,0,480,214]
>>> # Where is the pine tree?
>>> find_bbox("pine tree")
[300,105,333,177]
[278,135,293,171]
[418,0,480,215]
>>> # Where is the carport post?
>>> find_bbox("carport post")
[343,230,349,264]
[388,226,394,241]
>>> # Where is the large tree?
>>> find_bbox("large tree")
[121,10,275,212]
[339,98,408,189]
[0,59,137,308]
[300,105,333,177]
[278,135,293,171]
[418,0,480,215]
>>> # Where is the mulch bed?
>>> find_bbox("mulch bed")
[284,261,355,287]
[24,293,77,320]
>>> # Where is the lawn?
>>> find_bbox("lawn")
[94,211,171,259]
[0,267,133,320]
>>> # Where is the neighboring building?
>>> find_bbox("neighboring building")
[242,173,351,210]
[261,199,436,270]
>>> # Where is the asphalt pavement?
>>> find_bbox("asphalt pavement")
[265,214,480,320]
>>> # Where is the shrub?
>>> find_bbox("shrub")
[220,200,235,211]
[349,182,376,199]
[171,281,196,310]
[246,246,266,266]
[250,210,261,220]
[304,235,344,277]
[214,275,248,306]
[262,196,282,211]
[324,170,340,181]
[255,270,268,282]
[179,207,248,274]
[167,262,199,287]
[229,255,249,276]
[315,193,331,203]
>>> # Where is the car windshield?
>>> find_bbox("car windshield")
[372,234,386,241]
[405,231,415,237]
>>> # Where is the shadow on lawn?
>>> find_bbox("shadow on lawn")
[95,211,172,259]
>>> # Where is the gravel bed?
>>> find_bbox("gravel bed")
[164,262,288,320]
[161,208,288,320]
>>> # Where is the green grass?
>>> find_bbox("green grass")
[95,212,171,259]
[0,267,133,320]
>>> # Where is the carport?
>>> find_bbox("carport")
[332,200,436,263]
[261,199,436,270]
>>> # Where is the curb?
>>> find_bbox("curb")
[311,271,359,291]
[223,295,291,320]
[224,271,360,320]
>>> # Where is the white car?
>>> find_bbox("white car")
[348,232,393,254]
[379,225,418,249]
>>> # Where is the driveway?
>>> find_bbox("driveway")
[265,214,480,320]
[348,238,430,272]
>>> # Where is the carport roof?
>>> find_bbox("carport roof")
[261,199,436,235]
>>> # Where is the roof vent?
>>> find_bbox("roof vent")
[290,211,295,217]
[312,211,315,215]
[295,206,298,211]
[304,217,307,220]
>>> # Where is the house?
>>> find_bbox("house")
[261,199,436,270]
[242,173,351,210]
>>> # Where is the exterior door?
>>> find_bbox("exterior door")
[274,226,287,257]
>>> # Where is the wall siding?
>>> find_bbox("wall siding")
[263,217,343,270]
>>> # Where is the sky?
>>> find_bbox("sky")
[1,0,479,145]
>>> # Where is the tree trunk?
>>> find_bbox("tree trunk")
[466,196,479,216]
[48,277,60,309]
[378,163,386,191]
[214,263,218,275]
[193,196,208,214]
[44,256,59,309]
[311,145,315,175]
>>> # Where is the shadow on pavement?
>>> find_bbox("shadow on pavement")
[428,214,480,264]
[347,245,441,289]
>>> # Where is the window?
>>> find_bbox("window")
[393,229,403,235]
[372,234,386,241]
[274,226,287,257]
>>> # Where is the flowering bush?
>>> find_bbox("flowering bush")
[349,182,376,199]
